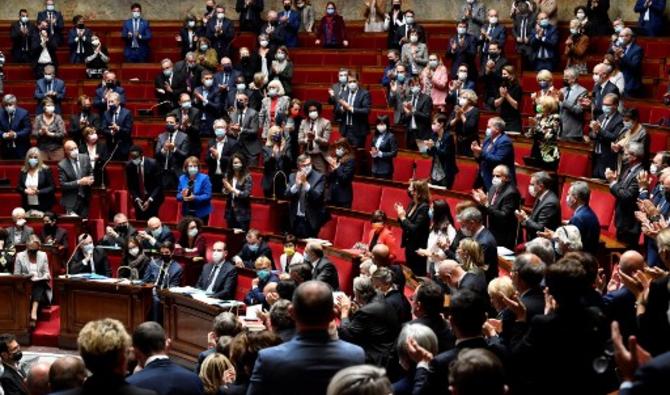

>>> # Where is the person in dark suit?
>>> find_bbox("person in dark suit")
[101,92,133,160]
[517,171,561,241]
[154,59,188,114]
[194,311,244,374]
[10,9,36,63]
[472,117,516,190]
[193,71,222,137]
[93,72,126,113]
[602,250,643,344]
[634,0,665,37]
[33,65,66,115]
[613,28,643,97]
[370,115,398,179]
[177,16,201,58]
[195,241,237,300]
[607,142,644,248]
[509,253,546,325]
[0,95,31,160]
[58,141,94,217]
[56,319,157,395]
[79,126,109,187]
[326,138,355,209]
[565,180,601,255]
[246,281,365,395]
[446,20,478,80]
[36,0,64,46]
[206,119,239,194]
[223,153,253,230]
[589,63,620,120]
[287,155,327,238]
[228,93,261,164]
[206,5,235,58]
[128,322,203,395]
[457,207,499,282]
[261,126,291,198]
[278,1,301,48]
[617,348,670,395]
[437,259,488,299]
[408,279,455,353]
[479,9,506,56]
[337,276,400,368]
[5,208,34,249]
[409,290,507,395]
[232,229,275,269]
[17,147,55,213]
[143,242,183,290]
[396,180,431,276]
[335,72,371,148]
[214,57,240,97]
[373,266,411,324]
[169,93,202,158]
[40,211,68,250]
[126,146,164,220]
[69,233,112,277]
[399,78,433,148]
[512,2,536,65]
[122,4,152,63]
[0,333,28,395]
[154,115,190,191]
[99,213,137,248]
[69,95,101,146]
[302,242,339,291]
[590,92,624,179]
[530,13,560,71]
[174,54,205,93]
[448,88,480,156]
[236,0,264,33]
[386,1,405,49]
[67,15,92,63]
[393,10,425,48]
[137,217,174,253]
[30,20,58,79]
[480,42,507,111]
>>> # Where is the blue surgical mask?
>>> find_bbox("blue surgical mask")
[28,158,39,167]
[200,44,208,51]
[83,244,94,255]
[132,11,141,19]
[248,244,259,252]
[188,166,199,175]
[257,269,270,281]
[540,19,550,28]
[602,105,612,115]
[485,128,492,138]
[326,8,335,15]
[428,208,433,220]
[181,101,192,110]
[396,73,406,83]
[163,69,173,77]
[539,81,550,90]
[215,128,226,138]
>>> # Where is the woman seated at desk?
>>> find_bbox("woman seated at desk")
[14,235,51,329]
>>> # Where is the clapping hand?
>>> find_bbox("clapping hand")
[471,188,487,205]
[499,292,527,321]
[605,167,618,183]
[514,209,528,222]
[394,202,406,220]
[470,141,482,156]
[611,321,651,381]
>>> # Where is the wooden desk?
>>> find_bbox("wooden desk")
[0,275,32,344]
[55,278,153,349]
[160,291,239,366]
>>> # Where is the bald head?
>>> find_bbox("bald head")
[619,250,645,276]
[371,244,390,266]
[49,356,87,392]
[290,281,335,329]
[147,217,161,231]
[437,260,465,287]
[27,362,52,395]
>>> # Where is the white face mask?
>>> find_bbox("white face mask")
[528,184,537,197]
[309,111,319,120]
[188,228,198,238]
[485,128,493,138]
[650,164,659,175]
[457,27,466,35]
[16,219,26,227]
[91,40,100,46]
[458,98,468,107]
[44,105,55,114]
[260,40,269,47]
[335,147,345,157]
[212,251,224,263]
[204,79,214,88]
[217,12,225,19]
[491,176,502,187]
[338,75,348,84]
[128,247,140,257]
[457,71,468,81]
[409,35,418,43]
[489,16,498,24]
[566,194,575,207]
[429,60,438,69]
[69,150,78,160]
[593,74,601,84]
[88,134,98,144]
[348,82,358,91]
[377,124,387,133]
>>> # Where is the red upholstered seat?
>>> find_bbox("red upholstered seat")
[589,188,616,230]
[333,216,366,249]
[250,172,264,197]
[0,192,22,216]
[380,186,410,220]
[649,129,669,153]
[516,171,535,208]
[370,109,394,125]
[351,181,382,212]
[158,196,181,224]
[513,144,532,164]
[369,88,388,107]
[414,158,432,180]
[104,163,127,190]
[267,241,285,270]
[557,151,592,178]
[3,84,35,99]
[119,64,157,81]
[328,254,357,294]
[250,203,278,233]
[649,107,670,124]
[209,199,227,227]
[107,253,122,278]
[133,123,165,138]
[317,215,338,242]
[235,270,255,302]
[0,163,23,187]
[451,160,477,193]
[392,156,415,182]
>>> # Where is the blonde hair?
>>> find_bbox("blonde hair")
[22,147,46,172]
[459,89,478,105]
[77,319,131,374]
[199,353,235,395]
[458,238,486,273]
[538,95,559,114]
[536,69,553,82]
[254,256,272,270]
[487,276,514,298]
[266,125,283,146]
[267,79,286,96]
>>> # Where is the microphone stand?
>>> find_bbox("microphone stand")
[99,142,119,190]
[139,101,173,116]
[272,170,288,200]
[63,239,86,279]
[116,265,139,281]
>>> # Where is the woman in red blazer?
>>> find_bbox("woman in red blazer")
[314,2,349,48]
[364,210,399,260]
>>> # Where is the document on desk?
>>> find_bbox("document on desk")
[497,246,515,256]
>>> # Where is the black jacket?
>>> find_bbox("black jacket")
[0,363,27,395]
[195,261,238,300]
[69,247,112,277]
[17,167,55,212]
[480,182,521,249]
[126,157,164,206]
[383,288,412,324]
[58,374,156,395]
[523,190,561,240]
[311,256,339,291]
[236,241,275,269]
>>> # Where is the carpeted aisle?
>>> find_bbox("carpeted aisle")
[32,305,61,348]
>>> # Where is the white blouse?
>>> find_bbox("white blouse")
[25,171,39,206]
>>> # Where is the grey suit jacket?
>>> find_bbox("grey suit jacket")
[559,84,587,140]
[401,43,429,75]
[259,95,290,138]
[58,154,93,211]
[298,117,331,155]
[5,226,34,248]
[14,250,50,281]
[154,131,190,176]
[229,107,261,156]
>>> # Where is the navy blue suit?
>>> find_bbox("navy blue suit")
[278,10,301,48]
[479,23,506,54]
[122,18,153,62]
[635,0,666,37]
[619,43,644,97]
[247,330,365,395]
[101,108,134,160]
[34,77,66,114]
[569,205,601,255]
[602,287,637,342]
[194,85,222,136]
[328,159,355,208]
[143,259,183,288]
[36,9,64,46]
[127,358,203,395]
[94,86,127,112]
[530,24,559,71]
[67,27,93,63]
[0,107,31,159]
[206,17,235,58]
[427,131,458,188]
[620,351,670,395]
[640,184,670,267]
[477,133,516,190]
[370,131,398,178]
[475,227,498,283]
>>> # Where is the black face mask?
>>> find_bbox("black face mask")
[206,5,214,12]
[284,4,291,11]
[161,255,171,263]
[166,124,176,133]
[77,23,85,29]
[116,224,128,233]
[11,351,22,363]
[393,4,401,10]
[44,223,55,232]
[27,249,38,255]
[106,82,115,89]
[236,101,245,110]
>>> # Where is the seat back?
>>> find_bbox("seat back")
[451,159,478,193]
[158,196,181,224]
[557,151,591,178]
[209,199,227,227]
[333,216,366,249]
[328,254,358,294]
[392,156,416,182]
[351,181,382,213]
[379,186,410,220]
[317,215,338,242]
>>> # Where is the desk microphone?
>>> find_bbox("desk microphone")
[99,142,120,189]
[64,238,86,279]
[139,101,172,116]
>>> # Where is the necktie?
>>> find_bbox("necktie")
[157,263,167,289]
[72,159,80,178]
[491,189,500,205]
[8,113,13,127]
[565,86,571,101]
[206,265,221,293]
[49,12,54,35]
[132,20,139,48]
[90,256,96,274]
[47,82,52,93]
[222,74,228,85]
[238,111,243,125]
[112,111,118,125]
[138,163,145,198]
[347,92,355,125]
[520,18,526,41]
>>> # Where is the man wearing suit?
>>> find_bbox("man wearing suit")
[634,0,665,37]
[169,93,202,158]
[206,119,239,193]
[607,142,644,248]
[530,13,559,72]
[30,20,58,78]
[206,6,235,59]
[591,93,624,179]
[143,243,183,293]
[69,234,112,277]
[228,93,261,163]
[509,253,546,325]
[247,281,365,395]
[399,78,433,147]
[639,154,670,267]
[335,73,371,148]
[155,115,190,191]
[236,0,264,33]
[155,59,188,114]
[446,20,478,80]
[261,10,288,49]
[617,349,670,395]
[122,4,152,63]
[517,171,561,241]
[394,10,426,48]
[137,217,174,253]
[0,95,31,159]
[298,100,332,174]
[5,208,34,249]
[278,1,301,48]
[373,267,411,323]
[512,2,536,64]
[565,181,601,255]
[40,211,68,250]
[99,213,137,248]
[214,57,240,97]
[408,280,455,353]
[473,164,521,249]
[174,53,205,93]
[303,242,338,291]
[126,146,163,220]
[370,120,398,179]
[10,9,36,63]
[603,251,643,344]
[101,92,134,160]
[58,141,94,217]
[93,72,126,113]
[479,9,506,56]
[34,64,65,114]
[559,68,588,141]
[196,241,237,300]
[480,42,507,110]
[0,334,27,395]
[287,155,327,238]
[194,71,222,136]
[195,312,243,374]
[69,95,101,145]
[457,207,498,282]
[36,0,64,47]
[232,229,275,269]
[329,69,350,112]
[472,117,516,190]
[613,28,644,97]
[590,63,620,120]
[128,322,203,395]
[67,15,93,63]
